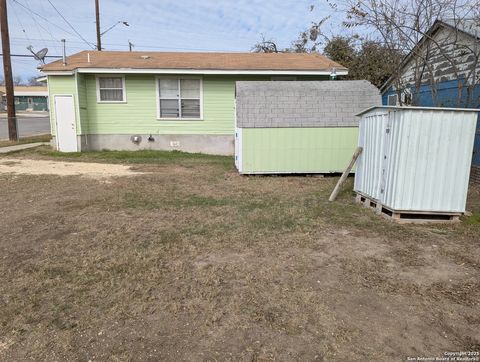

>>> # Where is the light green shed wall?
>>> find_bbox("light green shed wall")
[240,127,359,173]
[47,73,329,137]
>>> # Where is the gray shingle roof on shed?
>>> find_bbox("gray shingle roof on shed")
[236,80,381,128]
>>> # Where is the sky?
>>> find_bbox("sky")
[1,0,344,81]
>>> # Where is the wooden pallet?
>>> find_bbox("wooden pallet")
[355,193,461,224]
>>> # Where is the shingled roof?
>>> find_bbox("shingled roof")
[236,80,381,128]
[41,51,347,73]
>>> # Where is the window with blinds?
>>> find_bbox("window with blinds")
[96,76,126,102]
[157,78,201,119]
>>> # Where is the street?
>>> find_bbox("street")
[0,113,50,140]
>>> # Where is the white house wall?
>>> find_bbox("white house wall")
[395,27,480,90]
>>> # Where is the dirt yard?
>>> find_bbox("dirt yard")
[0,158,146,178]
[0,147,479,361]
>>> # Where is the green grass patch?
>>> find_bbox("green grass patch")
[463,212,480,225]
[0,134,51,147]
[12,146,234,169]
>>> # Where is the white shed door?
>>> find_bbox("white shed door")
[54,95,77,152]
[380,111,393,198]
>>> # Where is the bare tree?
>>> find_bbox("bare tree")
[13,75,22,86]
[252,12,402,85]
[337,0,480,106]
[289,16,331,52]
[251,34,281,53]
[27,76,43,86]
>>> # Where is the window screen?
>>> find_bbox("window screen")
[98,77,125,102]
[158,78,201,119]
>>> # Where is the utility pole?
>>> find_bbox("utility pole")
[95,0,101,51]
[0,0,17,140]
[128,40,134,52]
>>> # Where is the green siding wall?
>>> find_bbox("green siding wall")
[47,75,77,135]
[240,127,359,173]
[83,74,272,135]
[48,73,329,137]
[77,73,88,134]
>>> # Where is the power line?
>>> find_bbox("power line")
[37,0,60,54]
[8,0,30,43]
[11,0,64,56]
[11,0,74,37]
[23,0,48,48]
[9,41,87,51]
[24,0,56,42]
[11,0,94,49]
[46,0,95,49]
[9,38,95,52]
[0,53,62,58]
[9,36,252,52]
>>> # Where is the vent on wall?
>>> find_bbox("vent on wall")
[131,135,142,144]
[387,94,398,106]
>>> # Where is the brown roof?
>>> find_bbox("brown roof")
[41,50,347,72]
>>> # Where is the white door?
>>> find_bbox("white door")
[54,95,77,152]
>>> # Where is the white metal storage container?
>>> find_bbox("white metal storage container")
[354,106,479,216]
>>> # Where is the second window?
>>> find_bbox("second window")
[158,78,201,119]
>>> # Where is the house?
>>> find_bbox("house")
[235,80,381,174]
[380,19,480,183]
[0,86,49,111]
[40,51,347,154]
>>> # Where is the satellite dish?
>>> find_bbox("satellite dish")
[26,46,49,64]
[34,48,49,62]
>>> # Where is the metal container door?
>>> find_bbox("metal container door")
[379,110,393,201]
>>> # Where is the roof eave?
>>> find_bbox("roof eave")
[356,105,480,116]
[42,68,348,76]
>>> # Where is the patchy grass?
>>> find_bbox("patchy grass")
[6,145,232,168]
[464,212,480,225]
[0,134,50,147]
[0,151,479,361]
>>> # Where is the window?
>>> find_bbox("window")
[157,77,202,119]
[387,94,398,106]
[96,76,126,102]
